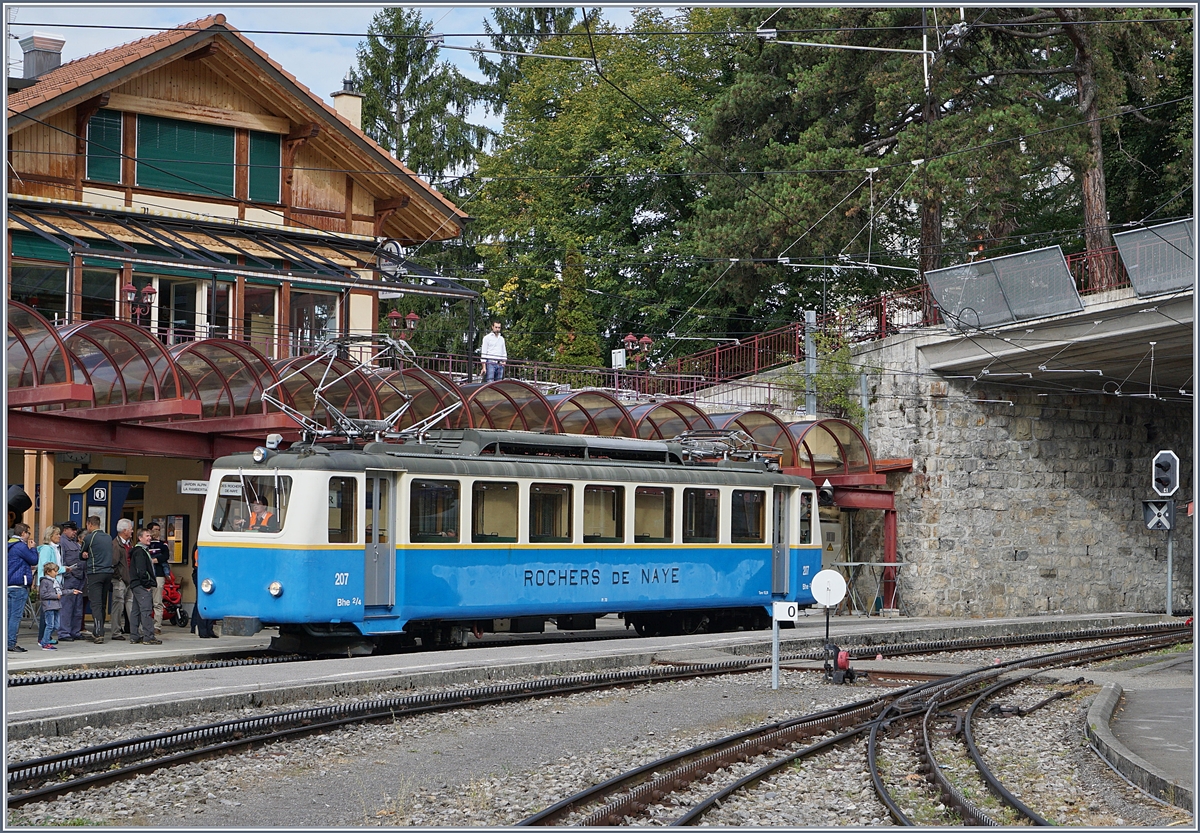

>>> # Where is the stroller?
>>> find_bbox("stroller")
[162,573,189,628]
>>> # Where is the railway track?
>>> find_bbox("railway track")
[515,629,1189,826]
[5,619,1180,690]
[6,623,1189,817]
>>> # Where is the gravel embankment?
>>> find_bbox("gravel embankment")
[6,648,1189,828]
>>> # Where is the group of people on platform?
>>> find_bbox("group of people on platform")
[6,517,216,652]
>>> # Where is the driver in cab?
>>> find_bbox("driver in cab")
[236,498,279,532]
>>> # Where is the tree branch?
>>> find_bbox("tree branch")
[986,26,1064,39]
[971,67,1076,79]
[1117,104,1167,126]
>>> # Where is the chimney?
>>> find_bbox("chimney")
[19,32,65,79]
[331,70,364,130]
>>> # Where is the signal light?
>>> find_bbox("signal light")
[1152,450,1180,497]
[818,479,835,506]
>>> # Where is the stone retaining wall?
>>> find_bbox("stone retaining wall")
[839,331,1191,618]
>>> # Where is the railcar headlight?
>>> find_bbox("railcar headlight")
[201,578,215,594]
[252,446,272,463]
[268,581,283,597]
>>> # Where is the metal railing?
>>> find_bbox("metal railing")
[653,282,941,387]
[1065,246,1131,294]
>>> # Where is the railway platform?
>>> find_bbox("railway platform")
[4,615,270,671]
[4,611,1192,811]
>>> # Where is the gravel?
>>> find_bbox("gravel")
[6,648,1191,828]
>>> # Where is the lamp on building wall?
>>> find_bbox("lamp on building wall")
[123,282,157,327]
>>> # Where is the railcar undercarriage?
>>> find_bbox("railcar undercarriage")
[269,606,779,656]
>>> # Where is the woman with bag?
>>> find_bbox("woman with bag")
[36,526,63,644]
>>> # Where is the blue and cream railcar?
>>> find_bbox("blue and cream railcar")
[197,430,822,653]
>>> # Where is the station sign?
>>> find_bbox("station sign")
[178,480,209,495]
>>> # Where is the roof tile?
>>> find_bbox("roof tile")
[8,15,219,113]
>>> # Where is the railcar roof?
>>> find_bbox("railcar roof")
[211,429,815,488]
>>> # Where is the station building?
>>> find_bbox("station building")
[6,15,470,574]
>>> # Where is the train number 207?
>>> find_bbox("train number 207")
[334,572,349,586]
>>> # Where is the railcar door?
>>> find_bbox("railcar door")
[771,486,790,595]
[364,471,395,607]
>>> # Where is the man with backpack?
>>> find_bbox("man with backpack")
[80,516,115,643]
[127,527,160,645]
[7,523,39,652]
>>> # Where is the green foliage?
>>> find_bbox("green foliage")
[379,295,477,361]
[354,8,492,179]
[375,7,1190,367]
[553,245,603,365]
[470,8,718,363]
[476,7,579,116]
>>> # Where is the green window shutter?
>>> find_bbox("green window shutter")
[11,231,70,262]
[86,109,122,184]
[136,114,234,198]
[248,131,281,204]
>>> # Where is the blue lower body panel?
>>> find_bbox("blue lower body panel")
[198,544,823,636]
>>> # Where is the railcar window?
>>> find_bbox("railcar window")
[328,477,358,543]
[210,475,291,533]
[682,488,719,543]
[634,486,673,543]
[583,485,624,543]
[472,481,517,543]
[798,491,813,544]
[410,480,460,543]
[731,490,766,543]
[529,483,572,543]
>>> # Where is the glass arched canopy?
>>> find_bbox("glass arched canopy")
[626,400,713,440]
[547,390,635,437]
[170,340,278,419]
[787,418,874,476]
[366,368,471,430]
[272,355,382,430]
[57,319,187,409]
[710,410,798,467]
[463,380,559,433]
[7,300,80,391]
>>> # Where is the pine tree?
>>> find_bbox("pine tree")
[354,8,492,179]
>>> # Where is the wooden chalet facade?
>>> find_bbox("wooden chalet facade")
[7,14,468,356]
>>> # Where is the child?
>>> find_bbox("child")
[38,562,63,650]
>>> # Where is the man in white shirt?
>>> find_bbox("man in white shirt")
[480,321,507,382]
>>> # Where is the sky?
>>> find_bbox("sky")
[5,4,641,110]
